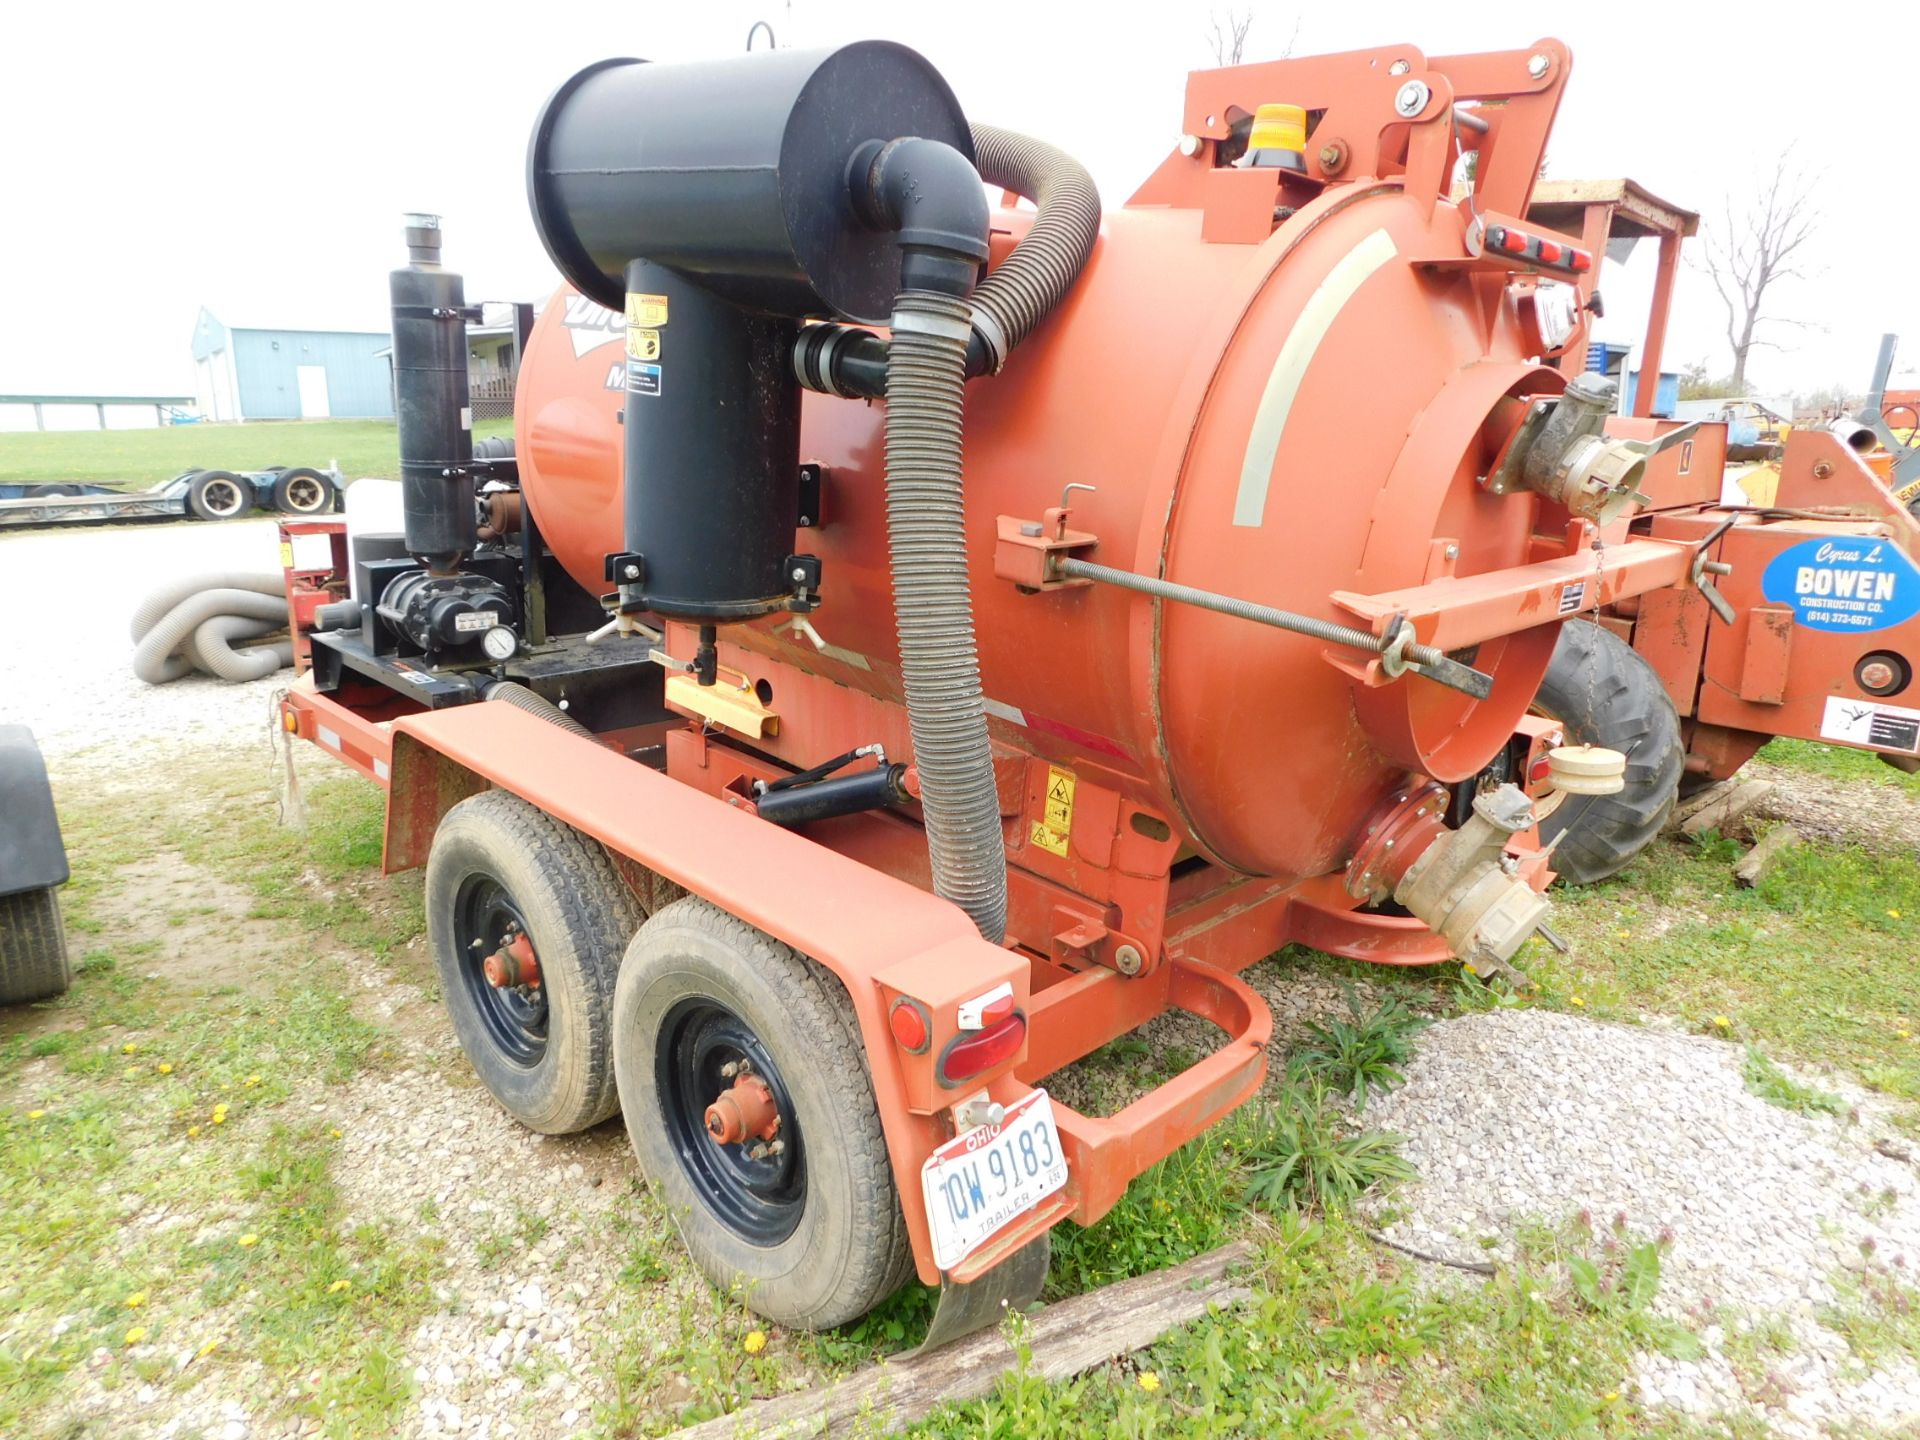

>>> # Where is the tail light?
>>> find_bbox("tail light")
[938,1012,1027,1087]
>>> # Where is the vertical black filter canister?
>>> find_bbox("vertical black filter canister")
[618,261,800,621]
[390,214,476,573]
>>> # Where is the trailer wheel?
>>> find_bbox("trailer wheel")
[186,470,253,521]
[1534,621,1683,885]
[0,888,72,1005]
[271,468,334,515]
[612,898,912,1329]
[425,790,640,1134]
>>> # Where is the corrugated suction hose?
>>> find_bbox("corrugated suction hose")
[965,125,1103,372]
[131,575,293,685]
[886,290,1007,944]
[480,680,597,742]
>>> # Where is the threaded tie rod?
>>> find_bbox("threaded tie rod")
[1052,557,1494,700]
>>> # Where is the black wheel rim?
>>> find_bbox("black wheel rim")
[454,875,548,1067]
[656,998,805,1245]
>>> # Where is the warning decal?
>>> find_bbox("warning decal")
[627,328,660,361]
[1762,536,1920,633]
[1557,580,1588,615]
[627,293,669,328]
[1029,766,1076,857]
[627,361,662,398]
[1820,694,1920,754]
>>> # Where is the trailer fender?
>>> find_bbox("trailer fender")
[0,725,69,899]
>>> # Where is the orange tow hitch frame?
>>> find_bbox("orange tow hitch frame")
[276,37,1712,1341]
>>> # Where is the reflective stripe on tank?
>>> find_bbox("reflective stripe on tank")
[1232,228,1399,528]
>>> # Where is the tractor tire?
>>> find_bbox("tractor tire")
[425,790,640,1134]
[271,467,334,515]
[186,470,253,521]
[612,897,912,1329]
[1534,620,1684,885]
[0,887,73,1005]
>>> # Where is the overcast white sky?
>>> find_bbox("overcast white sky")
[4,1,1914,401]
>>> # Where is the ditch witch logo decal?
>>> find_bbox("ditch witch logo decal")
[1761,537,1920,634]
[560,296,628,389]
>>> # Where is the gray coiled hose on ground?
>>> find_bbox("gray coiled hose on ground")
[131,573,293,685]
[965,124,1103,372]
[886,290,1008,944]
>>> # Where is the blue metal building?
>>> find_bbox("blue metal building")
[191,308,392,421]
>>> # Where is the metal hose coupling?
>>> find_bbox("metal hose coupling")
[884,288,1008,943]
[1392,784,1553,985]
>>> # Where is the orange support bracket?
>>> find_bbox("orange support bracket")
[1330,535,1696,653]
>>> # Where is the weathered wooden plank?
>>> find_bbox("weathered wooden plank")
[1734,825,1800,887]
[1668,779,1738,830]
[674,1240,1257,1439]
[1679,780,1774,837]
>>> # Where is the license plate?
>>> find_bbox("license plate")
[921,1090,1067,1271]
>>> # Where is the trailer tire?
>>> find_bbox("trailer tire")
[612,898,911,1330]
[186,470,253,521]
[271,468,334,515]
[426,790,640,1134]
[0,887,72,1005]
[1534,620,1683,885]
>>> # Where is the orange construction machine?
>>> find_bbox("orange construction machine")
[1487,185,1920,885]
[277,39,1733,1341]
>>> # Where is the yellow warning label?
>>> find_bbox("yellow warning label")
[1899,476,1920,506]
[1029,766,1075,857]
[627,293,669,328]
[278,542,293,569]
[627,328,660,361]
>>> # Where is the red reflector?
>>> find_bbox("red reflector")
[979,991,1015,1027]
[1527,753,1554,785]
[1535,239,1563,264]
[1569,249,1593,273]
[1499,228,1529,254]
[939,1014,1027,1085]
[889,999,930,1053]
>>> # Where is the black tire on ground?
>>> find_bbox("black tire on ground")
[1534,620,1684,885]
[425,790,641,1134]
[271,467,334,515]
[186,469,253,521]
[612,897,913,1329]
[0,887,73,1005]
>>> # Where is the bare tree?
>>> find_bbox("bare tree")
[1207,9,1254,66]
[1702,160,1820,392]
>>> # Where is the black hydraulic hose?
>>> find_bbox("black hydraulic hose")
[965,124,1103,373]
[480,680,596,742]
[885,289,1007,944]
[754,765,909,827]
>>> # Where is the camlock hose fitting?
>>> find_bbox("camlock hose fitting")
[885,289,1008,944]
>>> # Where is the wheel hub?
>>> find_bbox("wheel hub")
[483,933,540,989]
[704,1068,781,1147]
[658,1000,805,1244]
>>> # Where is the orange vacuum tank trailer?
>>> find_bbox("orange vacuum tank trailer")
[280,38,1716,1344]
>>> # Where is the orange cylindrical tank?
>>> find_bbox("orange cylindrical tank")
[517,178,1562,883]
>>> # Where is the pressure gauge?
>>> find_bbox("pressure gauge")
[481,626,519,662]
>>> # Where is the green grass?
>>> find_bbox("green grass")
[1742,1044,1849,1117]
[1516,831,1920,1130]
[1759,736,1920,788]
[0,775,430,1438]
[0,415,512,490]
[907,1212,1719,1439]
[1288,985,1432,1110]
